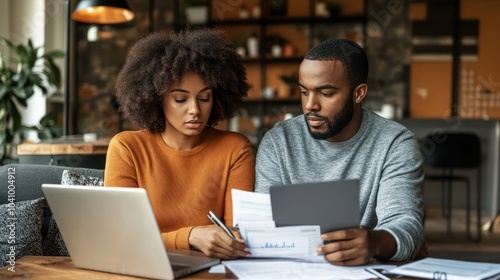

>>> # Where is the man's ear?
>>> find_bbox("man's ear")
[354,84,367,104]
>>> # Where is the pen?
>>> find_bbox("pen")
[364,267,391,280]
[207,211,237,241]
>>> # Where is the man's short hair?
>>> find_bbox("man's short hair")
[305,39,368,90]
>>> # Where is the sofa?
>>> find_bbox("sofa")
[0,163,104,268]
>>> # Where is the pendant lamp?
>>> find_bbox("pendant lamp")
[72,0,135,24]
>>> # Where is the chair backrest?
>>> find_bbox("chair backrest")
[421,132,481,168]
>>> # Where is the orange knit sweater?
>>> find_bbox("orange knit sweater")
[104,128,255,250]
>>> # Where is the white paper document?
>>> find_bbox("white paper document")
[240,224,325,262]
[232,189,273,227]
[389,257,500,280]
[223,259,396,280]
[232,189,325,262]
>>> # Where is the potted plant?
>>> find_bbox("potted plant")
[20,112,63,142]
[183,0,209,24]
[0,36,64,163]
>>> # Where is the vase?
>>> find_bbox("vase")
[185,6,208,24]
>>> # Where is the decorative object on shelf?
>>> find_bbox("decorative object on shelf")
[247,33,259,58]
[183,0,209,24]
[271,45,283,57]
[236,46,246,57]
[233,33,250,58]
[252,0,261,18]
[268,0,287,16]
[0,36,64,164]
[325,0,342,18]
[278,72,298,99]
[239,1,249,19]
[283,43,295,57]
[266,34,287,57]
[72,0,135,24]
[262,87,276,99]
[315,0,330,17]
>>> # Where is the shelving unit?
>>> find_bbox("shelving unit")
[66,0,366,145]
[206,0,367,145]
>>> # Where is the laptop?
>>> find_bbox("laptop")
[269,180,360,233]
[41,184,220,280]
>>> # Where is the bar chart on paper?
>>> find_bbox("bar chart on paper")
[241,226,326,262]
[261,241,296,248]
[248,235,309,258]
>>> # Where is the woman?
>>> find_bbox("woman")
[104,28,254,259]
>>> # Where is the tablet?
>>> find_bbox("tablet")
[269,180,360,233]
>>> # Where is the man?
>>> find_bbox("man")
[254,39,425,265]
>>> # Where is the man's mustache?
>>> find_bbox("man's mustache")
[305,112,327,121]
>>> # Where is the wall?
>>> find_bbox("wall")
[0,0,66,143]
[410,0,500,119]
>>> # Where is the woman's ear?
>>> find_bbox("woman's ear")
[354,84,367,104]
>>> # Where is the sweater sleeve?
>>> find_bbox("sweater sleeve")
[104,134,139,188]
[161,227,194,250]
[254,130,282,193]
[223,139,255,227]
[375,131,425,261]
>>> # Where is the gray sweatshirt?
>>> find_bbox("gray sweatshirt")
[255,108,424,261]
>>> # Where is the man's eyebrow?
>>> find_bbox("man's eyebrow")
[298,82,338,91]
[169,86,211,93]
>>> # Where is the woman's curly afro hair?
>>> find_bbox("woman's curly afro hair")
[115,28,250,133]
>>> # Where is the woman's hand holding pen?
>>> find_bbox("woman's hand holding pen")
[188,225,251,259]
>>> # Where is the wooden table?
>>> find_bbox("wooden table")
[0,256,237,279]
[0,256,419,280]
[17,137,110,169]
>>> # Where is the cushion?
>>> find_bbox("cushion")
[61,170,104,186]
[42,217,69,256]
[0,198,45,268]
[41,170,104,256]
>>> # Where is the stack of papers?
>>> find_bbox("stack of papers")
[232,189,325,262]
[222,259,396,280]
[389,258,500,280]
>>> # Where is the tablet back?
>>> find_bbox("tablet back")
[269,180,360,233]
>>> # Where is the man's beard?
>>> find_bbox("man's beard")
[305,95,354,140]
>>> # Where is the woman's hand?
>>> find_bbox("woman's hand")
[189,225,251,259]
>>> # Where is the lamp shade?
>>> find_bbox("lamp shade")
[72,0,135,24]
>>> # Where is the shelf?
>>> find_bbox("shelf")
[245,98,301,104]
[241,57,303,64]
[217,0,367,138]
[210,15,366,26]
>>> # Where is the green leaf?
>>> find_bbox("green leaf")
[10,100,22,134]
[38,129,52,140]
[49,126,63,138]
[19,126,32,142]
[0,85,7,100]
[15,44,29,66]
[29,72,43,85]
[0,36,15,50]
[45,58,61,88]
[43,50,65,59]
[15,70,29,88]
[24,86,34,99]
[39,112,54,126]
[12,87,27,99]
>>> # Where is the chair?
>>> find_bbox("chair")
[421,132,482,242]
